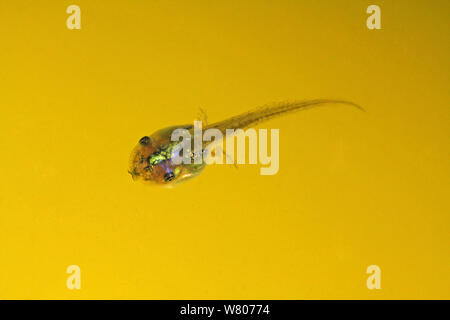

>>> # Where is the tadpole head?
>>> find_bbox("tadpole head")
[129,134,178,186]
[129,135,155,183]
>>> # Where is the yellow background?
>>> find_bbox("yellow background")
[0,0,448,299]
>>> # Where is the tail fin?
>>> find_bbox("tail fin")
[206,99,363,135]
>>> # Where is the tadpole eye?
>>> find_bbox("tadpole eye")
[139,136,150,145]
[164,171,175,182]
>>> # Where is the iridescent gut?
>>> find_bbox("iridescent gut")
[128,99,363,187]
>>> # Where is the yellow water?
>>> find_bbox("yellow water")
[0,0,448,299]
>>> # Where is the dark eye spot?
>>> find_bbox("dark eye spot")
[164,171,175,182]
[139,136,150,145]
[144,166,152,172]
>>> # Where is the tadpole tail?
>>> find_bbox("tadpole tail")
[206,99,364,137]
